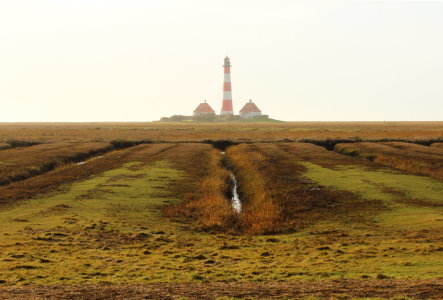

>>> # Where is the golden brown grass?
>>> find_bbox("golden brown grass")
[164,143,283,235]
[335,142,443,181]
[165,142,380,235]
[0,142,112,185]
[432,142,443,148]
[384,141,443,156]
[227,145,281,235]
[0,143,10,150]
[0,121,442,143]
[164,149,236,231]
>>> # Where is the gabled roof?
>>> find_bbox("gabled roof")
[239,100,261,113]
[193,102,215,113]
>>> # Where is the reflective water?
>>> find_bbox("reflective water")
[76,156,103,166]
[230,172,242,213]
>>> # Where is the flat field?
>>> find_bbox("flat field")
[0,122,442,299]
[0,121,443,143]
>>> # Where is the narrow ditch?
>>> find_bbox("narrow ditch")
[297,138,443,165]
[0,140,151,186]
[221,152,242,213]
[209,141,243,213]
[298,138,443,151]
[77,155,103,165]
[5,140,42,149]
[202,138,443,152]
[219,151,242,213]
[229,172,242,213]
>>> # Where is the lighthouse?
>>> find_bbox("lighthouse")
[220,56,234,115]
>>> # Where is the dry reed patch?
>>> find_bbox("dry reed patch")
[227,144,282,234]
[163,143,283,234]
[0,142,112,185]
[335,142,443,181]
[432,142,443,148]
[163,147,237,232]
[0,144,171,205]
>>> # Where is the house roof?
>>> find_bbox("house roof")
[240,100,261,113]
[193,102,215,113]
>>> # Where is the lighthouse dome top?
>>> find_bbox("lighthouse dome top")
[223,56,231,67]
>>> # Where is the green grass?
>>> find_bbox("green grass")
[0,157,442,286]
[300,161,443,228]
[292,161,443,278]
[0,160,186,284]
[301,162,443,205]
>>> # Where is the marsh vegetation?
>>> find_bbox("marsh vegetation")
[0,122,442,298]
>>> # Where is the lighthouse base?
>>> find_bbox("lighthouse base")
[220,111,234,115]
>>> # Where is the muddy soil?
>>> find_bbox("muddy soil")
[0,279,442,299]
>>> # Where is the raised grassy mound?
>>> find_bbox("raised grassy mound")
[0,142,112,185]
[335,142,443,181]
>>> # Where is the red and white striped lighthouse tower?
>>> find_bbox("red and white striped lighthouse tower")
[220,56,234,115]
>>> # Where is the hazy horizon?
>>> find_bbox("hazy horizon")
[1,0,442,122]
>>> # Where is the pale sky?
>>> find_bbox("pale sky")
[0,0,442,122]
